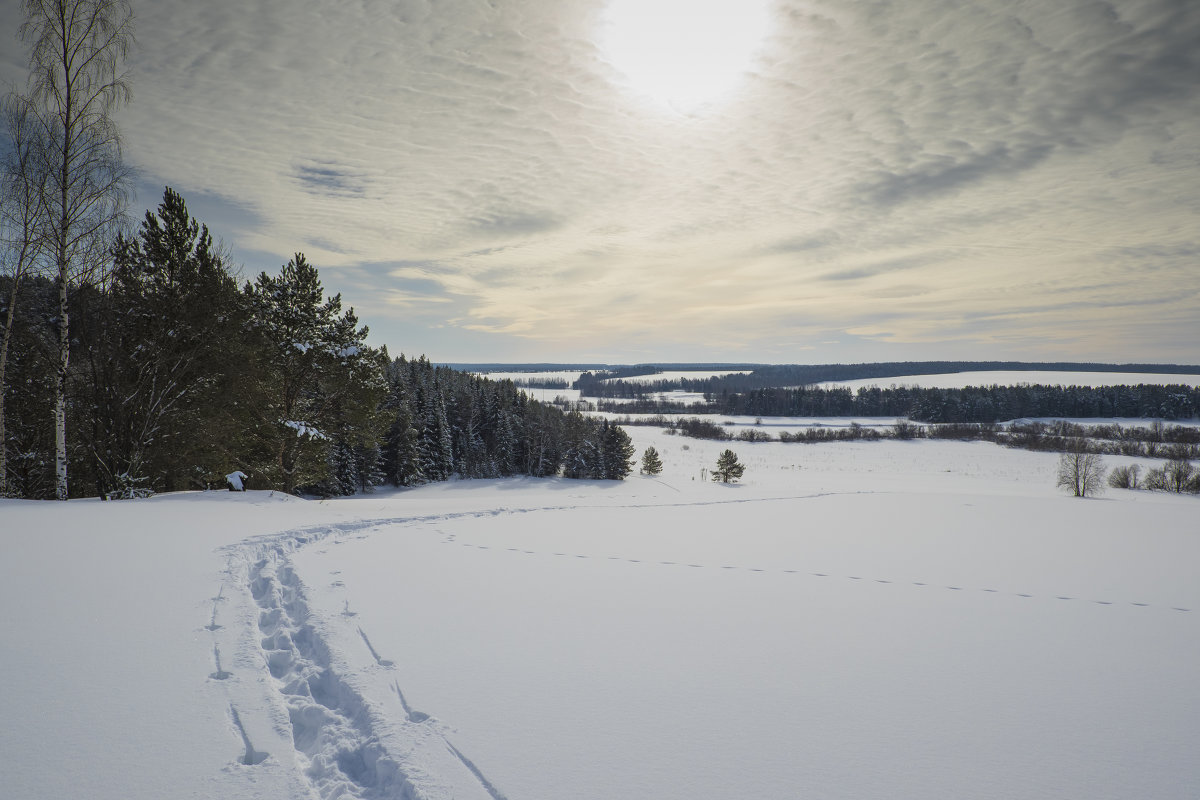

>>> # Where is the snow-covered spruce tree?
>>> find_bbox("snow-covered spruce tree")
[380,359,423,486]
[640,446,663,475]
[519,399,561,477]
[561,410,599,479]
[353,440,386,492]
[311,436,362,497]
[713,449,745,483]
[417,386,454,482]
[243,253,385,494]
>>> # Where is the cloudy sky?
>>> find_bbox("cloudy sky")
[3,0,1198,364]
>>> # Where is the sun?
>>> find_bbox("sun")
[599,0,772,113]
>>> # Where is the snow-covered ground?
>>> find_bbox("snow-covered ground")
[600,370,750,383]
[2,428,1198,800]
[477,371,586,385]
[500,369,1200,408]
[821,370,1200,390]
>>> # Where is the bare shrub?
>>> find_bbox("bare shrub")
[1057,442,1106,497]
[1107,464,1139,489]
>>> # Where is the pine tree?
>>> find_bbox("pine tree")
[243,253,384,493]
[93,187,245,494]
[640,446,663,475]
[601,422,636,479]
[713,449,745,483]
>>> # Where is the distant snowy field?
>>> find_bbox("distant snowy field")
[601,369,750,383]
[477,371,585,385]
[3,428,1198,800]
[491,369,1200,408]
[821,370,1200,390]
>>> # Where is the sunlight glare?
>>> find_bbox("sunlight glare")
[600,0,772,113]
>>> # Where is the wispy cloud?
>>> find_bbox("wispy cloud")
[22,0,1193,362]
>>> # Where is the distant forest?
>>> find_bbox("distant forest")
[574,361,1200,398]
[5,194,1197,501]
[0,189,635,499]
[594,383,1200,422]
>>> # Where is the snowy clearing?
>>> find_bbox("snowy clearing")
[2,428,1197,800]
[600,370,751,383]
[477,371,585,385]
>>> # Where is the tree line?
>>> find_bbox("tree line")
[635,415,1200,461]
[592,383,1200,422]
[1,1,635,499]
[575,361,1200,398]
[1,188,634,499]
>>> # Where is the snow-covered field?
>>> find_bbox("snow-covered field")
[499,369,1200,408]
[601,370,750,383]
[3,428,1198,800]
[477,371,586,385]
[821,370,1200,390]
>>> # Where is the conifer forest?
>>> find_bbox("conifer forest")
[0,188,635,499]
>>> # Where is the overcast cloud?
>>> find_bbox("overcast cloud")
[3,0,1197,363]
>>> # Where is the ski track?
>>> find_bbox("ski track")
[203,491,1193,796]
[209,514,532,800]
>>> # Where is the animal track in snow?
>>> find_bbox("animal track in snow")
[447,534,1193,614]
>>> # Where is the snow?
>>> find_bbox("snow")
[821,370,1200,390]
[226,470,248,490]
[477,370,585,385]
[2,430,1198,800]
[511,387,583,404]
[600,369,750,383]
[286,420,328,439]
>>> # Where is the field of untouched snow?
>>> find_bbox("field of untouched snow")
[820,370,1200,390]
[477,370,586,385]
[600,369,751,383]
[2,428,1198,800]
[493,368,1200,408]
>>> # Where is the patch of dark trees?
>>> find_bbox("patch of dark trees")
[594,383,1199,422]
[0,189,634,499]
[576,361,1200,399]
[636,415,1200,461]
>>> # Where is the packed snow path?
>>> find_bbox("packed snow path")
[212,518,513,800]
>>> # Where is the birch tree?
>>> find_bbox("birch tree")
[18,0,134,499]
